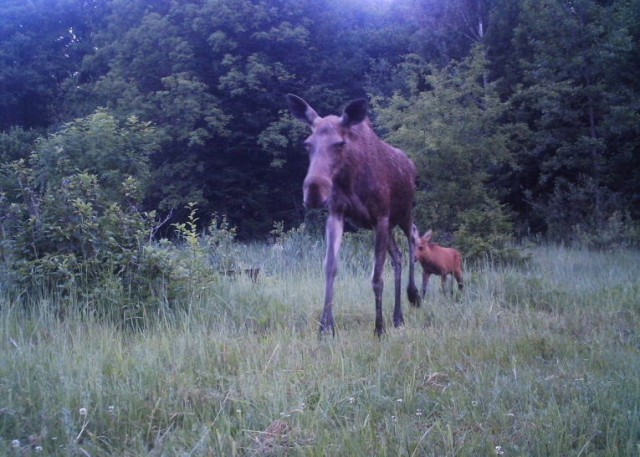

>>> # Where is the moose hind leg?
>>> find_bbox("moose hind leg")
[387,232,404,328]
[406,235,421,308]
[372,219,390,336]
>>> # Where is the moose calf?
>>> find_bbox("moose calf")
[412,226,463,297]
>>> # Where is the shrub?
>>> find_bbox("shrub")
[0,110,161,320]
[166,203,241,292]
[571,211,640,250]
[454,199,529,266]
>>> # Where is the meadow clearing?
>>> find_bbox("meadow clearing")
[1,237,639,456]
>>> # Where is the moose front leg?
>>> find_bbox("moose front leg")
[440,274,449,296]
[372,218,390,337]
[320,213,344,337]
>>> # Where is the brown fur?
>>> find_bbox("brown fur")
[412,227,463,297]
[287,94,421,336]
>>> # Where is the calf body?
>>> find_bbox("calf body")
[287,94,421,336]
[412,227,463,297]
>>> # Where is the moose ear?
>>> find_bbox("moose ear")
[287,94,318,126]
[341,98,368,127]
[422,230,433,242]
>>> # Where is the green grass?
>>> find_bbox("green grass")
[1,243,639,456]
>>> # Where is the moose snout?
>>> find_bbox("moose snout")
[303,175,332,208]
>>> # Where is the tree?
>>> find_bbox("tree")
[0,0,107,130]
[64,0,424,238]
[2,0,636,243]
[376,45,526,260]
[494,0,640,239]
[407,0,494,66]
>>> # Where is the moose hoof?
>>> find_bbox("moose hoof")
[408,287,421,308]
[393,313,405,329]
[318,322,336,338]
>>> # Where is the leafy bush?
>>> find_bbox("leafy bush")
[375,46,529,264]
[376,45,524,236]
[572,211,640,250]
[0,110,161,319]
[120,221,235,327]
[165,204,241,290]
[454,199,529,265]
[0,108,245,326]
[270,220,318,256]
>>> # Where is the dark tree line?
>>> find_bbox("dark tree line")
[1,0,639,243]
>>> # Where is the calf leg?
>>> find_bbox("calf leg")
[454,270,464,292]
[421,272,430,298]
[440,275,448,295]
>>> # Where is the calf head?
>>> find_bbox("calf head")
[287,94,368,208]
[412,226,434,261]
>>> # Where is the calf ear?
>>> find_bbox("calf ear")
[422,230,433,242]
[341,98,368,127]
[287,94,318,126]
[411,224,421,243]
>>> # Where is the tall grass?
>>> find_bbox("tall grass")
[1,240,639,456]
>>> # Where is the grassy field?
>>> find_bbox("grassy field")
[1,240,639,456]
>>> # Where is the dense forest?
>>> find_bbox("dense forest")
[1,0,639,252]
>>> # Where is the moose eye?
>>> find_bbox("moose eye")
[333,140,346,150]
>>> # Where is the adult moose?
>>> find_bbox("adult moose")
[287,94,421,337]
